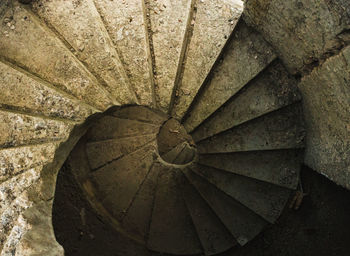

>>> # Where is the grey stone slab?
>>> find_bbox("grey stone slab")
[147,168,202,255]
[300,46,350,189]
[182,174,236,255]
[121,163,162,243]
[0,3,114,110]
[0,110,73,149]
[193,164,291,223]
[171,0,243,120]
[197,104,305,154]
[183,167,267,246]
[243,0,350,74]
[184,20,276,132]
[149,0,192,112]
[0,143,58,183]
[86,134,156,170]
[86,116,159,142]
[91,142,157,221]
[199,149,302,190]
[111,106,167,125]
[0,61,94,122]
[191,60,300,142]
[92,0,153,105]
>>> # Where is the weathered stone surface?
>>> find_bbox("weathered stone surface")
[198,104,305,154]
[32,0,137,105]
[93,0,153,106]
[0,111,73,149]
[192,61,301,142]
[300,46,350,189]
[0,143,58,183]
[149,0,192,112]
[111,106,167,125]
[0,3,113,110]
[184,21,276,132]
[243,0,350,74]
[171,0,243,119]
[0,60,94,122]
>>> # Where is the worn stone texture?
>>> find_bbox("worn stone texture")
[0,111,72,148]
[300,46,350,189]
[0,143,58,183]
[93,0,153,106]
[149,0,192,112]
[32,0,138,105]
[0,3,113,110]
[243,0,350,74]
[184,20,276,132]
[171,0,243,120]
[0,60,94,122]
[192,61,301,142]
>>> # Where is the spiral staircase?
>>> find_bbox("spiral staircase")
[0,0,307,255]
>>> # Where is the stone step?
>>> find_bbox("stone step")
[121,163,162,243]
[192,61,301,142]
[197,103,305,154]
[182,174,236,255]
[86,116,160,142]
[149,0,192,112]
[93,0,154,106]
[183,168,267,246]
[171,0,243,120]
[0,110,73,149]
[199,149,302,190]
[0,60,94,122]
[147,168,202,255]
[184,20,276,132]
[110,106,167,125]
[90,142,157,221]
[0,2,114,110]
[0,143,59,183]
[193,164,291,223]
[86,134,156,170]
[161,142,186,164]
[173,143,196,165]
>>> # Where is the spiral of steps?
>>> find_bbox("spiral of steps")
[0,0,305,255]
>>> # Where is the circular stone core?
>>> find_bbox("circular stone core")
[157,118,196,165]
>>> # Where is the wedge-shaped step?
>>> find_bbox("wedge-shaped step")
[148,168,202,255]
[33,0,137,105]
[0,61,94,122]
[86,116,159,142]
[198,104,305,154]
[173,143,196,165]
[184,20,276,132]
[149,0,192,112]
[0,110,72,149]
[199,149,302,189]
[183,168,267,246]
[193,164,291,223]
[121,163,162,242]
[192,61,301,141]
[0,3,113,110]
[90,142,156,220]
[171,0,243,119]
[0,143,59,183]
[86,134,156,170]
[93,0,153,105]
[110,106,166,125]
[161,142,186,164]
[182,175,235,255]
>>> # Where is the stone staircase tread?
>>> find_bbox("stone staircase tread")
[198,149,302,189]
[183,168,268,246]
[171,0,243,120]
[182,173,236,255]
[173,143,196,165]
[197,103,305,154]
[147,168,202,255]
[110,106,167,125]
[0,3,114,110]
[161,142,186,164]
[184,20,276,132]
[193,164,292,223]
